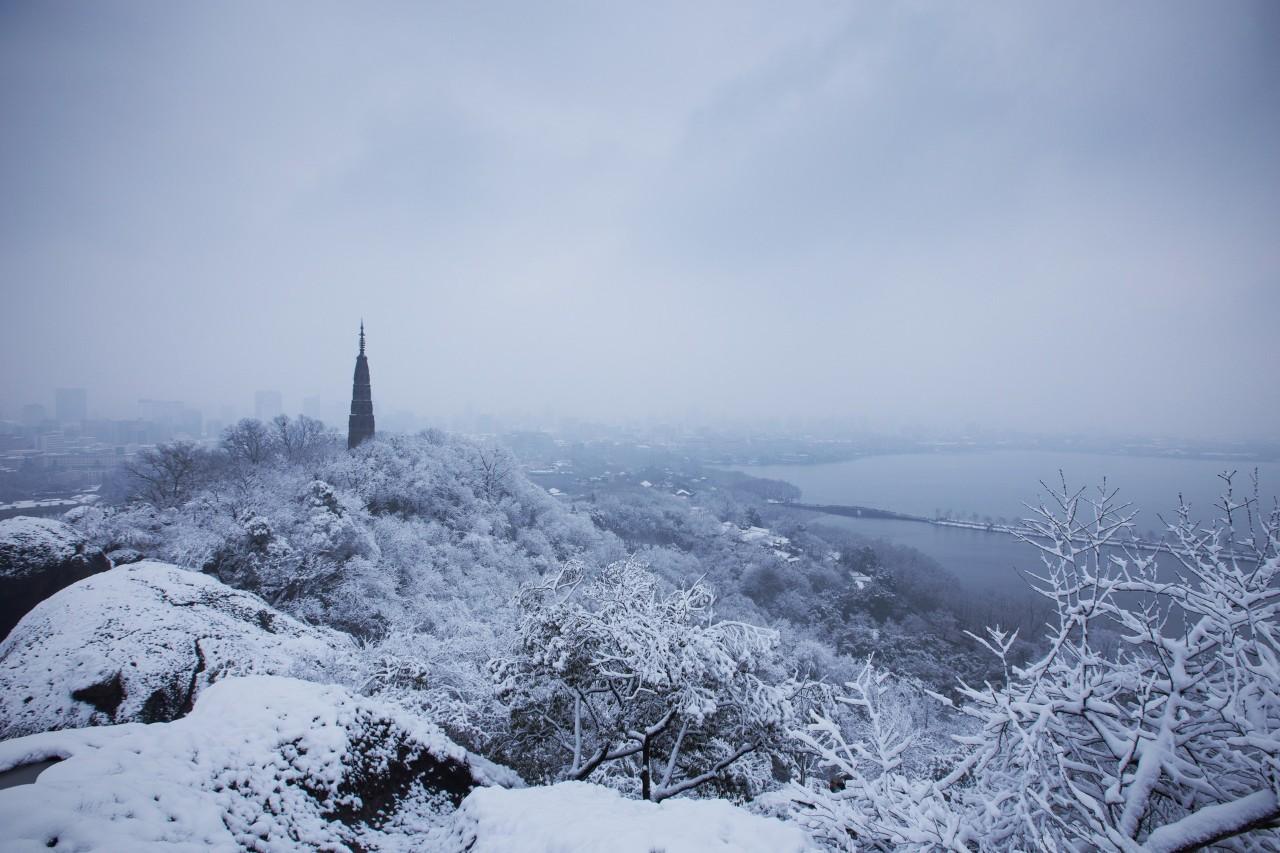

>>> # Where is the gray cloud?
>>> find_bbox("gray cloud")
[2,1,1277,438]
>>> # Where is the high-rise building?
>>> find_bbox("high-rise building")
[348,322,375,449]
[138,399,185,424]
[254,390,283,422]
[302,395,326,422]
[176,407,203,437]
[55,388,88,423]
[35,432,70,452]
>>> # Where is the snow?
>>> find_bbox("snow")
[0,561,354,738]
[720,522,792,549]
[450,781,815,853]
[0,675,517,852]
[1,673,801,853]
[1144,789,1280,853]
[0,517,85,578]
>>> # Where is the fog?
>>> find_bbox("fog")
[2,2,1277,439]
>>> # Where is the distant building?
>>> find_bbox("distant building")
[176,407,202,437]
[35,432,70,452]
[348,322,375,449]
[0,497,84,520]
[21,404,47,428]
[254,390,283,422]
[55,388,88,423]
[138,399,184,424]
[302,395,325,421]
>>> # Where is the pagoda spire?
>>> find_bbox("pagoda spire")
[348,321,375,449]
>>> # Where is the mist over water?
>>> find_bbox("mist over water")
[736,450,1280,591]
[740,451,1280,523]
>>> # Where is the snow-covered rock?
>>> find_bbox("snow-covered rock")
[105,547,144,565]
[0,516,110,640]
[0,675,519,852]
[0,561,354,739]
[448,781,815,853]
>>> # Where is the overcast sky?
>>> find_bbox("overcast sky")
[2,2,1277,438]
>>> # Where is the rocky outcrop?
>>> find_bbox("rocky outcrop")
[0,517,111,640]
[0,561,355,739]
[0,676,520,851]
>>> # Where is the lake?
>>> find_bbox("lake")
[735,450,1279,593]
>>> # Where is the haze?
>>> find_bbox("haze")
[2,2,1278,439]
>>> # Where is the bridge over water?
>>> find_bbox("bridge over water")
[781,501,1260,564]
[782,502,931,523]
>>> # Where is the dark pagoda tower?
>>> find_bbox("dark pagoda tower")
[347,321,375,449]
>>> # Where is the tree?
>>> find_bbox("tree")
[272,414,333,464]
[222,418,276,466]
[121,441,213,507]
[492,557,796,801]
[790,474,1280,851]
[471,443,514,502]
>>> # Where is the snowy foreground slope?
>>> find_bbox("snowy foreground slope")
[0,675,518,852]
[0,562,353,739]
[0,677,802,853]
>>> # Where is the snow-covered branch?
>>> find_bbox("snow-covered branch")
[493,557,798,799]
[790,475,1280,851]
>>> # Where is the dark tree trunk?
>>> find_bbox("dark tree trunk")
[640,736,651,800]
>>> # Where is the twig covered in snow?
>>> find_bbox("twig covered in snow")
[790,475,1280,851]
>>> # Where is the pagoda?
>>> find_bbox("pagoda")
[347,321,375,449]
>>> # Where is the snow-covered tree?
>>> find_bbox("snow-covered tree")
[222,417,276,466]
[791,474,1280,851]
[272,414,336,464]
[119,440,217,507]
[493,557,797,801]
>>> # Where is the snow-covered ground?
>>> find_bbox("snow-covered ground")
[449,781,815,853]
[0,676,804,853]
[721,521,803,561]
[0,675,517,852]
[0,561,353,739]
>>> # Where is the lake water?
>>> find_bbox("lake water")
[735,450,1279,594]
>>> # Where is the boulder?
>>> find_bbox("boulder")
[0,561,354,739]
[0,517,110,640]
[0,675,520,851]
[105,547,145,565]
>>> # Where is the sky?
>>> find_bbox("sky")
[2,1,1278,439]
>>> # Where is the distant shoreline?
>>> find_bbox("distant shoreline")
[781,501,1262,565]
[717,444,1280,469]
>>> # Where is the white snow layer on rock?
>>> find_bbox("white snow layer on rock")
[0,675,519,852]
[0,517,88,578]
[0,561,354,738]
[449,781,816,853]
